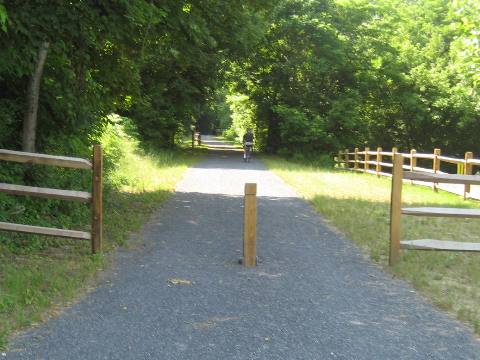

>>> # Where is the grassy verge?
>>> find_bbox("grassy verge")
[0,133,200,349]
[263,156,480,334]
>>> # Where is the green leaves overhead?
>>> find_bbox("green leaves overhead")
[0,0,479,157]
[223,0,480,157]
[0,0,274,150]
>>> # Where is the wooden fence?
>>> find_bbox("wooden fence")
[336,147,480,199]
[389,154,480,265]
[0,145,103,253]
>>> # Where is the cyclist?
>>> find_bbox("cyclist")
[243,128,254,162]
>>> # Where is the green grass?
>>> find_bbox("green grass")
[0,146,200,349]
[263,156,480,334]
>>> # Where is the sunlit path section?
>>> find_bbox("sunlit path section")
[178,135,297,197]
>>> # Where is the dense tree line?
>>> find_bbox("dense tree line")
[222,0,480,157]
[0,0,273,154]
[0,0,479,157]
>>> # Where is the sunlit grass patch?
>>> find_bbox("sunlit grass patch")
[264,155,480,334]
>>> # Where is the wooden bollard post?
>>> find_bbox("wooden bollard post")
[433,148,441,192]
[354,147,359,170]
[464,151,473,199]
[243,183,257,267]
[92,144,103,254]
[376,147,382,177]
[389,154,403,266]
[364,147,370,173]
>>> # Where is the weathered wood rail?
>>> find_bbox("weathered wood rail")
[0,146,103,253]
[389,155,480,265]
[336,147,480,199]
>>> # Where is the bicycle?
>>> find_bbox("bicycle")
[243,141,253,162]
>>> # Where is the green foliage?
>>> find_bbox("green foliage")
[224,93,256,143]
[224,0,480,156]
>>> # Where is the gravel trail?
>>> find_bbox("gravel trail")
[6,136,480,359]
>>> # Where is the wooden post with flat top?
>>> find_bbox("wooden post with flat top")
[364,147,370,173]
[464,151,473,199]
[354,148,359,170]
[243,183,257,267]
[410,149,417,184]
[91,144,103,254]
[410,149,416,171]
[433,148,441,192]
[389,154,403,266]
[376,147,382,176]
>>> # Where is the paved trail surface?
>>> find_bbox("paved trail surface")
[7,136,480,359]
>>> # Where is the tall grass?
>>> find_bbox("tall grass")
[264,156,480,334]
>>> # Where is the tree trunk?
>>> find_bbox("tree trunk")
[22,41,49,153]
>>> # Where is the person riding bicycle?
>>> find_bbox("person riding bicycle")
[243,128,254,162]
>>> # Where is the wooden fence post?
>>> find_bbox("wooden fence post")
[464,151,473,199]
[354,148,359,170]
[410,149,416,172]
[243,183,257,267]
[91,144,103,254]
[337,150,342,168]
[389,154,403,266]
[344,149,349,169]
[376,147,382,177]
[364,147,370,173]
[433,148,441,192]
[410,149,416,184]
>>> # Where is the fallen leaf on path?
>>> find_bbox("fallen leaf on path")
[168,278,194,285]
[191,316,239,330]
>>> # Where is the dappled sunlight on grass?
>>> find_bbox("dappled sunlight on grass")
[115,151,192,194]
[264,156,480,334]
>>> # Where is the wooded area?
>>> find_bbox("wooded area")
[1,0,479,158]
[0,0,479,246]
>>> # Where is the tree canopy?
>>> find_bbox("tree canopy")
[0,0,479,157]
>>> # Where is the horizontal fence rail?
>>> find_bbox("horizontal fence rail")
[0,145,103,254]
[0,149,92,169]
[389,154,480,266]
[335,147,480,200]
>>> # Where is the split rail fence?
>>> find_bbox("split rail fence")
[389,154,480,265]
[0,145,103,254]
[336,147,480,199]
